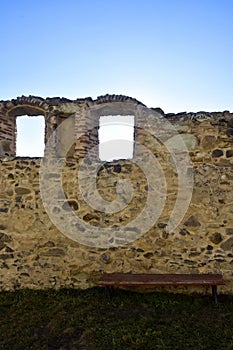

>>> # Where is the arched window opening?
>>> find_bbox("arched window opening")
[98,115,135,161]
[16,115,45,157]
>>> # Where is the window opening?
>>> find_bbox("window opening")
[16,115,45,157]
[98,115,135,161]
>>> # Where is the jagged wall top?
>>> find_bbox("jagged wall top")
[0,94,232,120]
[1,93,233,158]
[0,94,146,117]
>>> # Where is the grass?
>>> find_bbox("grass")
[0,288,232,350]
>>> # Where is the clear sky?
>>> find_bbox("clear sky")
[1,0,233,113]
[1,0,233,156]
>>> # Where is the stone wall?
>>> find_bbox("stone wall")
[0,95,233,294]
[0,111,15,156]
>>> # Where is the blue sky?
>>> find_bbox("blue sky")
[1,0,233,156]
[1,0,233,113]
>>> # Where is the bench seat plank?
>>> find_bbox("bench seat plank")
[97,273,225,287]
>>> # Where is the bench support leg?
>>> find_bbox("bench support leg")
[212,285,218,304]
[105,286,113,300]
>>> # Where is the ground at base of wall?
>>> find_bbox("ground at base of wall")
[0,288,232,350]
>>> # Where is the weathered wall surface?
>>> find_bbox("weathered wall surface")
[0,95,233,294]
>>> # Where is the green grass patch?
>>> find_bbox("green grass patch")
[0,288,232,349]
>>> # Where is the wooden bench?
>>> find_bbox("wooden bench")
[97,273,225,304]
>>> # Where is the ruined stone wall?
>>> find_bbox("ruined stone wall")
[0,95,233,294]
[0,111,15,156]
